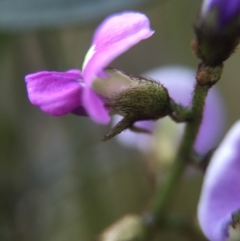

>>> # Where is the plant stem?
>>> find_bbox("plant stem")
[150,83,209,223]
[169,100,192,123]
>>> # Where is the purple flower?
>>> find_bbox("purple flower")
[198,121,240,241]
[25,70,86,116]
[113,66,226,155]
[201,0,240,28]
[25,12,154,124]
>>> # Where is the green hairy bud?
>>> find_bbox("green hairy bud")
[99,69,171,141]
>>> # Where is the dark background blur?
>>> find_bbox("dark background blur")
[0,0,238,240]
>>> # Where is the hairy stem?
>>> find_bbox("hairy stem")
[169,100,192,123]
[150,83,209,223]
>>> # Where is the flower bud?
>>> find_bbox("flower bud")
[106,75,170,119]
[193,0,240,66]
[112,66,226,155]
[96,69,171,141]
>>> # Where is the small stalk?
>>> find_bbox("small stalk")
[149,82,209,224]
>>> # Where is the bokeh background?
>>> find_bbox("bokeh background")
[0,0,238,240]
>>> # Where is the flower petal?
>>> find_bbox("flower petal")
[91,68,133,98]
[84,68,133,123]
[25,70,84,116]
[198,121,240,241]
[83,87,110,124]
[201,0,240,28]
[82,11,154,85]
[82,12,153,123]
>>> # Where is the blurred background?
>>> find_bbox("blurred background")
[0,0,238,240]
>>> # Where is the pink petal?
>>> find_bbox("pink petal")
[82,11,154,123]
[25,70,83,116]
[83,12,154,85]
[83,87,110,124]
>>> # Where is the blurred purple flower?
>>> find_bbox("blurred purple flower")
[25,11,154,124]
[201,0,240,28]
[113,66,226,155]
[198,121,240,241]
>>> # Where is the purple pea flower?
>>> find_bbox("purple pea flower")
[25,12,154,124]
[198,121,240,241]
[113,66,226,155]
[201,0,240,28]
[25,70,87,116]
[194,0,240,66]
